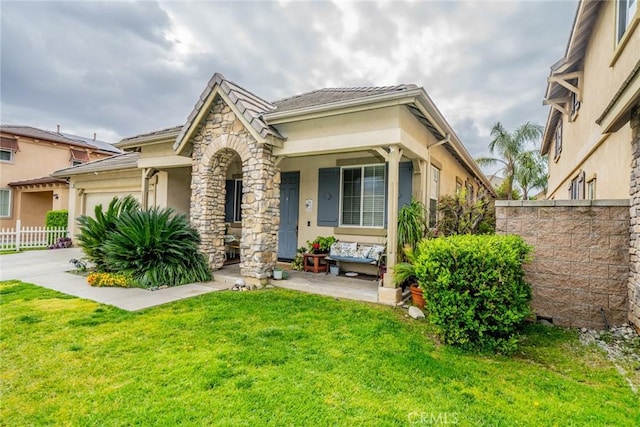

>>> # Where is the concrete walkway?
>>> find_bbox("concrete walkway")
[0,248,379,311]
[0,248,228,310]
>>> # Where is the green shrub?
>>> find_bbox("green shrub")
[45,210,68,229]
[437,191,495,236]
[414,234,532,353]
[76,196,140,271]
[101,207,212,288]
[397,199,427,262]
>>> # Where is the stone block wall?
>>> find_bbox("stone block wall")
[629,105,640,332]
[496,200,629,329]
[190,96,279,284]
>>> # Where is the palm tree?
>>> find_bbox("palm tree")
[476,122,544,199]
[514,149,548,199]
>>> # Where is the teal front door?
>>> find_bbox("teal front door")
[278,172,300,260]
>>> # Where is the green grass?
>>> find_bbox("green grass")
[1,280,638,426]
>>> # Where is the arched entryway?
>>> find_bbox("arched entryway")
[189,96,280,286]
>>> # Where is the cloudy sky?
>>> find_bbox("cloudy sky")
[1,0,578,165]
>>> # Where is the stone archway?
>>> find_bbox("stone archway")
[189,96,280,285]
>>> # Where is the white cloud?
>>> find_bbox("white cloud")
[0,0,578,165]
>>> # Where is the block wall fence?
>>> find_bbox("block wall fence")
[495,200,630,329]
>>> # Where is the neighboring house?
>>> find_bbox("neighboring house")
[0,125,120,228]
[54,73,494,303]
[541,0,639,200]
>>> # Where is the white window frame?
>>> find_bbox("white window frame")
[618,0,638,42]
[0,149,14,163]
[587,178,596,200]
[0,188,11,218]
[569,172,585,200]
[429,165,440,228]
[339,164,386,228]
[570,90,581,119]
[554,121,563,160]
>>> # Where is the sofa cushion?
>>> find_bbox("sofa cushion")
[368,244,385,261]
[329,241,357,257]
[354,245,372,259]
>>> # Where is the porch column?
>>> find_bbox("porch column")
[140,168,156,209]
[383,145,401,289]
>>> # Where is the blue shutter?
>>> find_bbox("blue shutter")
[224,180,234,222]
[398,161,413,209]
[384,161,413,228]
[384,163,389,228]
[317,167,340,226]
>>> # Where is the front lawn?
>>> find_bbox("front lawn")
[1,280,638,425]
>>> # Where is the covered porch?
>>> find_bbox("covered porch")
[216,263,383,304]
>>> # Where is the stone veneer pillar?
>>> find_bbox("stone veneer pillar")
[190,97,279,286]
[629,105,640,332]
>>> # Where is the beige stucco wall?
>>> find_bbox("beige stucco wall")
[430,144,480,197]
[274,107,401,157]
[547,1,637,199]
[66,164,192,235]
[166,167,192,216]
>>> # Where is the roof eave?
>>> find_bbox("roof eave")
[263,88,425,123]
[413,91,496,195]
[117,128,182,149]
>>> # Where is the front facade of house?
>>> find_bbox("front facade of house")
[541,0,639,200]
[55,74,494,303]
[0,125,120,228]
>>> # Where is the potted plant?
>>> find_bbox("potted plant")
[307,236,336,254]
[392,244,425,309]
[397,200,427,263]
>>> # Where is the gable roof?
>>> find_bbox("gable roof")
[130,72,493,196]
[0,125,121,154]
[52,152,139,177]
[272,85,419,113]
[173,73,283,153]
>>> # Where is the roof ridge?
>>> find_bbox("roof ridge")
[271,83,418,104]
[1,124,119,153]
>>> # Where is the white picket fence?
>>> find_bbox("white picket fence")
[0,220,69,251]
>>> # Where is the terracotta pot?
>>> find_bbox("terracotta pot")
[410,283,425,309]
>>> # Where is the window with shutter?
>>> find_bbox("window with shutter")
[340,164,385,227]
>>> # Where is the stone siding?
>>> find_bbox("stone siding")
[496,200,629,329]
[629,105,640,332]
[190,96,279,284]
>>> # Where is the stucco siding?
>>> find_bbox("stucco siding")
[546,1,638,200]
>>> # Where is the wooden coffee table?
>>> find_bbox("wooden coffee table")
[303,253,328,273]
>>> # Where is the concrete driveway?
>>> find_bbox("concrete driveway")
[0,247,228,310]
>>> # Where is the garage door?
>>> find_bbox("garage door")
[85,192,141,217]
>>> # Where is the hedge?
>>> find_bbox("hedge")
[414,234,532,353]
[45,210,68,229]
